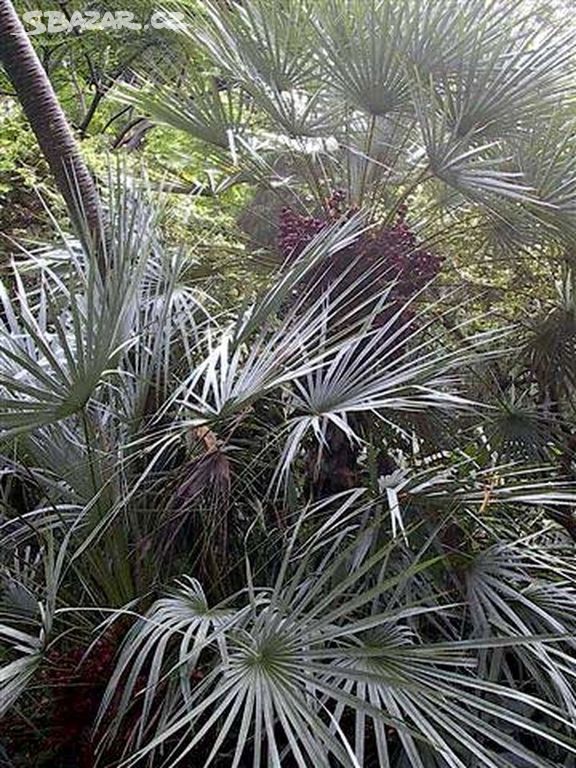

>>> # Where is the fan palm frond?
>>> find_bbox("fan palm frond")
[98,494,576,768]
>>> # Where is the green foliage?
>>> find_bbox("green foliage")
[0,100,59,244]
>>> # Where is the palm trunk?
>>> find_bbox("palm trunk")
[0,0,103,246]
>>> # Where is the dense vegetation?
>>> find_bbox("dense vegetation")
[1,1,576,766]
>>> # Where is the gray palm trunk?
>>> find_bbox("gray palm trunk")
[0,0,103,244]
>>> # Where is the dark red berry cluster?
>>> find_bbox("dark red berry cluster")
[356,203,444,300]
[39,629,121,766]
[278,193,443,314]
[278,190,351,257]
[2,623,207,766]
[278,206,326,256]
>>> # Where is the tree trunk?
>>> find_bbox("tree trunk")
[0,0,103,248]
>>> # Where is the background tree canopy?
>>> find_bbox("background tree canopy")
[1,1,576,766]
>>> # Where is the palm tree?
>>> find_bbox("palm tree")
[117,0,576,527]
[118,0,576,242]
[2,1,576,765]
[0,178,575,766]
[0,0,103,246]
